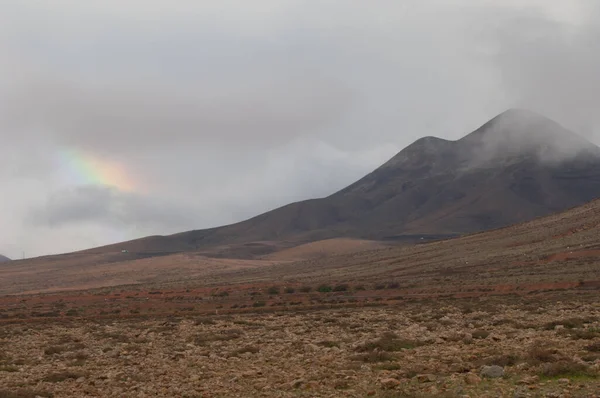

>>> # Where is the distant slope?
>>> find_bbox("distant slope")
[222,195,600,291]
[5,194,600,294]
[261,238,387,261]
[82,109,600,255]
[0,255,10,263]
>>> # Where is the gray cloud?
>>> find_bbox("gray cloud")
[486,1,600,137]
[1,1,600,258]
[28,185,198,231]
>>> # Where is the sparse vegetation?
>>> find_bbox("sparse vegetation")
[333,284,349,292]
[317,284,332,293]
[472,330,490,339]
[0,389,53,398]
[42,371,85,383]
[356,332,424,352]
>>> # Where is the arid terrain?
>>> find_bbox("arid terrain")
[2,197,600,396]
[2,295,600,397]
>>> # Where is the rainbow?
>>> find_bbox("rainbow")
[59,149,137,192]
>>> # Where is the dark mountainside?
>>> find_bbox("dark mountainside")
[0,255,11,263]
[85,109,600,256]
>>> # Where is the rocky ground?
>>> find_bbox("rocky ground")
[1,297,600,397]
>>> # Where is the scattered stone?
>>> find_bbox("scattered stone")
[518,375,539,385]
[480,365,504,378]
[380,378,402,389]
[464,373,481,385]
[415,374,436,383]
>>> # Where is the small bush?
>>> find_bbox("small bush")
[544,317,596,330]
[317,340,340,348]
[65,309,78,317]
[538,360,594,378]
[387,282,400,289]
[194,317,216,325]
[44,346,64,356]
[528,344,561,363]
[375,363,402,371]
[267,286,280,295]
[350,351,394,363]
[478,354,520,367]
[333,284,349,292]
[586,341,600,352]
[472,330,490,339]
[559,328,600,340]
[374,283,386,290]
[252,301,266,307]
[354,285,366,291]
[284,287,295,294]
[228,346,260,357]
[357,332,424,352]
[317,284,333,293]
[0,389,53,398]
[43,371,85,383]
[299,286,312,293]
[191,329,243,346]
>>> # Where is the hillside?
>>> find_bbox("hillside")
[83,108,600,256]
[3,186,600,295]
[0,254,10,263]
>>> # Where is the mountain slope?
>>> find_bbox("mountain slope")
[87,109,600,255]
[0,255,10,263]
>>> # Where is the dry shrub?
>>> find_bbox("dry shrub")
[559,328,600,340]
[477,354,520,367]
[544,317,596,330]
[317,340,340,348]
[228,346,259,357]
[356,332,424,352]
[191,329,243,346]
[375,362,402,371]
[42,371,86,382]
[472,330,490,339]
[527,342,562,364]
[350,351,394,363]
[585,341,600,352]
[43,342,85,356]
[444,332,464,342]
[538,360,595,379]
[194,317,216,325]
[0,389,54,398]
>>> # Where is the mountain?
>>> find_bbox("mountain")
[0,255,11,263]
[87,109,600,256]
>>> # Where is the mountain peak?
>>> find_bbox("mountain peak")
[459,108,598,164]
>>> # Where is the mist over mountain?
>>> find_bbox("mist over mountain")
[85,109,600,256]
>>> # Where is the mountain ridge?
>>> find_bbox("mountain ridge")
[77,109,600,257]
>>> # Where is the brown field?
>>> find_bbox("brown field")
[2,200,600,396]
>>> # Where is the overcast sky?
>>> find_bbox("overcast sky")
[1,0,599,258]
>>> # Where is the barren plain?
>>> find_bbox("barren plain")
[2,199,600,396]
